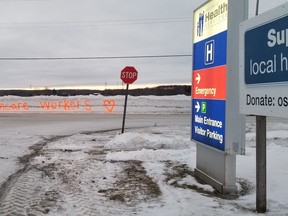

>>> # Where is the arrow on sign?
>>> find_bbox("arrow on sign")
[196,73,201,84]
[195,102,200,112]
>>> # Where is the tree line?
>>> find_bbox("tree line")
[0,85,191,97]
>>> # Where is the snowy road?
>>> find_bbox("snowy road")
[0,113,190,134]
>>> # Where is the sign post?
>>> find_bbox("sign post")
[120,66,138,133]
[192,0,247,194]
[256,116,267,213]
[239,2,288,212]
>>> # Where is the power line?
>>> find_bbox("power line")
[0,0,49,1]
[0,20,191,29]
[0,54,192,61]
[0,17,192,29]
[0,17,192,25]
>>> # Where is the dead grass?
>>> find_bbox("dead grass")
[100,160,161,206]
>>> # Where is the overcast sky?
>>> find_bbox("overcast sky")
[0,0,287,90]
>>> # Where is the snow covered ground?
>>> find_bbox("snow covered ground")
[0,95,288,215]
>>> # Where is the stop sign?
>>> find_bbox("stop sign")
[120,66,138,84]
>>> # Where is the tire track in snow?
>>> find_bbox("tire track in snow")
[0,135,71,215]
[21,132,121,215]
[0,130,157,215]
[51,158,119,215]
[0,169,43,215]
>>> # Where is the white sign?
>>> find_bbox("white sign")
[193,0,228,43]
[239,3,288,118]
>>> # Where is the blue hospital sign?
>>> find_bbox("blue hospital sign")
[193,31,227,70]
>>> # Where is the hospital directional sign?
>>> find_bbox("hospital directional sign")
[192,0,228,151]
[193,99,225,150]
[192,0,247,195]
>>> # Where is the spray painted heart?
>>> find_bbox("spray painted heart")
[103,100,115,113]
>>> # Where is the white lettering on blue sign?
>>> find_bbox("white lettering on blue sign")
[281,53,288,71]
[249,53,288,76]
[194,115,223,128]
[250,55,277,75]
[194,126,223,144]
[206,129,223,144]
[205,40,215,65]
[267,28,288,48]
[195,126,206,136]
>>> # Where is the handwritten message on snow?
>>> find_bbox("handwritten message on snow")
[0,99,116,113]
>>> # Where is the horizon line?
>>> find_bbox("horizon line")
[0,83,191,91]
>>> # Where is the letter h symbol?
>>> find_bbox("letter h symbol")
[205,40,215,65]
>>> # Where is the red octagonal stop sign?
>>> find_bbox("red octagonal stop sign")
[120,66,138,84]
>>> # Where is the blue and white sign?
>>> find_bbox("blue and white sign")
[240,2,288,118]
[245,15,288,84]
[192,99,226,151]
[193,31,227,71]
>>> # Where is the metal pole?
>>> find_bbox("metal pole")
[121,84,129,134]
[256,115,267,213]
[255,0,260,16]
[254,1,266,213]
